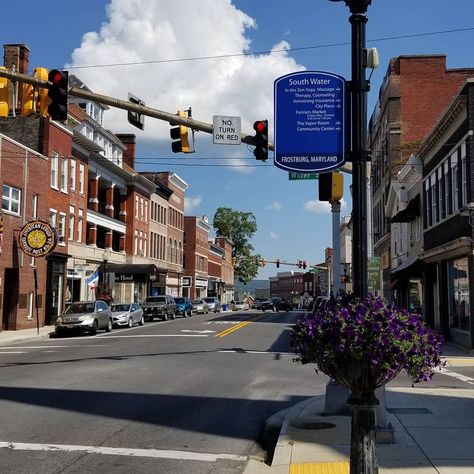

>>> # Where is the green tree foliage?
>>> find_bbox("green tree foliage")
[213,207,259,284]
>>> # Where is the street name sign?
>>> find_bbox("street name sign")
[274,71,346,173]
[213,115,241,145]
[289,172,318,180]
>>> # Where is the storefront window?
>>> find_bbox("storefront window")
[447,257,470,331]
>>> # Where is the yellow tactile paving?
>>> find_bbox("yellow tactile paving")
[290,461,350,474]
[443,357,474,367]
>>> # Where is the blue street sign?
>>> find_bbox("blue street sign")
[274,71,346,173]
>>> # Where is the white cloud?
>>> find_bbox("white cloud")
[266,201,282,211]
[67,0,305,144]
[303,197,349,214]
[269,231,279,240]
[184,195,202,213]
[304,200,331,213]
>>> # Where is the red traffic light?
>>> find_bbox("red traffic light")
[253,120,266,133]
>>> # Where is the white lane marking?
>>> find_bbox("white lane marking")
[440,367,474,383]
[181,330,216,334]
[204,321,241,325]
[0,441,247,462]
[0,345,105,349]
[0,351,26,354]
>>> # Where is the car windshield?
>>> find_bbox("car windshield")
[203,298,214,303]
[145,297,166,304]
[174,298,185,304]
[65,303,94,314]
[111,304,130,312]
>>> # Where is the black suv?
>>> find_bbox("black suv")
[261,297,289,312]
[142,295,176,321]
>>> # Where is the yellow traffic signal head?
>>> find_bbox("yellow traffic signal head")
[170,110,190,153]
[0,67,10,117]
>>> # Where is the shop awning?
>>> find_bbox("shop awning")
[391,195,420,223]
[97,263,164,283]
[391,255,423,278]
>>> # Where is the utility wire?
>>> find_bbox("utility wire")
[62,26,474,71]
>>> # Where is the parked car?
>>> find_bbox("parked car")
[261,297,289,312]
[55,300,113,335]
[142,295,177,321]
[174,297,193,317]
[191,299,209,314]
[203,297,221,313]
[111,302,144,328]
[233,301,249,311]
[253,298,267,310]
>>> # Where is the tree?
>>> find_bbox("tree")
[213,207,259,284]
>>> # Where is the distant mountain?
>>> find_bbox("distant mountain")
[234,279,270,299]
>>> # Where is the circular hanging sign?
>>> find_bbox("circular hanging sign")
[18,220,58,257]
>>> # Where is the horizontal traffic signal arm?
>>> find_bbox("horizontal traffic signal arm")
[0,69,357,172]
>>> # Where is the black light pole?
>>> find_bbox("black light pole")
[329,2,375,474]
[330,0,371,299]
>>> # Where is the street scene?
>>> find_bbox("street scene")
[1,0,474,473]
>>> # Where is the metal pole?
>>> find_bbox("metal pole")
[332,201,342,296]
[348,1,370,299]
[33,268,40,336]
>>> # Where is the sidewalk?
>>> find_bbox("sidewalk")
[245,346,474,474]
[0,325,55,346]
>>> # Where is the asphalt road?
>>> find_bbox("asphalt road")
[0,309,472,473]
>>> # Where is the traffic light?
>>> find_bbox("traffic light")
[276,259,280,268]
[261,258,266,267]
[34,67,50,116]
[0,67,9,117]
[170,110,190,153]
[21,76,36,117]
[302,260,307,270]
[48,69,69,121]
[232,257,237,267]
[254,256,260,265]
[318,172,344,202]
[298,260,302,268]
[253,120,268,161]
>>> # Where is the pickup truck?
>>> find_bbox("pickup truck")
[142,295,176,321]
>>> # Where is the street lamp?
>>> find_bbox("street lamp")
[328,2,374,473]
[102,249,111,301]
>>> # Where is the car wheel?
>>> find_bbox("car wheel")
[163,313,168,321]
[90,320,98,335]
[170,311,175,320]
[139,316,144,326]
[272,306,276,312]
[189,310,193,317]
[128,317,133,328]
[106,319,113,332]
[184,309,188,318]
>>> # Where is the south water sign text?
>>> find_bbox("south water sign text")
[274,71,346,173]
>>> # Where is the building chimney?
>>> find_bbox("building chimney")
[4,43,30,74]
[116,134,136,170]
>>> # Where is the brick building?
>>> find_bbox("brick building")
[369,55,474,300]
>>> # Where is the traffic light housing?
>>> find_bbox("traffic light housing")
[35,67,51,116]
[298,260,302,269]
[302,260,307,270]
[276,259,280,268]
[261,258,266,267]
[253,120,268,161]
[232,257,237,267]
[48,69,68,121]
[318,172,344,202]
[0,67,9,117]
[170,110,190,153]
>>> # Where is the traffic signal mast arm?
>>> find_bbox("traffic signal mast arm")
[0,68,353,173]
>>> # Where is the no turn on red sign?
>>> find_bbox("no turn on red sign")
[213,115,241,145]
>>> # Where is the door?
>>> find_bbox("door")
[2,268,19,330]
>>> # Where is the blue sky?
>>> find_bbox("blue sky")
[3,0,474,279]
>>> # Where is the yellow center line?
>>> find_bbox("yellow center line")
[215,313,269,337]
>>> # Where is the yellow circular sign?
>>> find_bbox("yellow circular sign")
[18,220,57,257]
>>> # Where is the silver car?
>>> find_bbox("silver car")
[111,303,144,328]
[203,297,221,313]
[55,300,113,335]
[191,299,209,314]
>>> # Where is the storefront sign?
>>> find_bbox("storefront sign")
[18,220,57,257]
[368,257,381,292]
[182,276,192,287]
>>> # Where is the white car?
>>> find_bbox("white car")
[111,303,144,328]
[233,301,249,311]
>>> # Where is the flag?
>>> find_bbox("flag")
[86,271,99,289]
